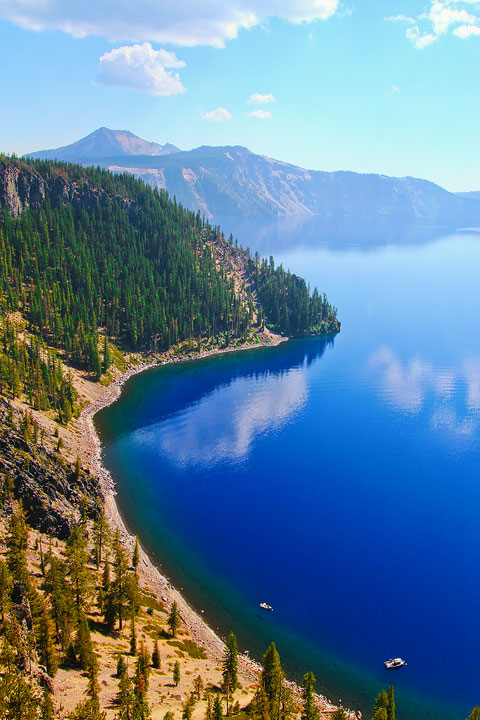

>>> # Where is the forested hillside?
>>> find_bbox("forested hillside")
[0,152,339,718]
[0,154,339,383]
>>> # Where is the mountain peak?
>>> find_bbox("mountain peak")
[27,127,180,162]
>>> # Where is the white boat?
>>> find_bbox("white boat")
[384,657,407,669]
[259,602,273,611]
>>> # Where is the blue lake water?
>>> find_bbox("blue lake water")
[97,228,480,719]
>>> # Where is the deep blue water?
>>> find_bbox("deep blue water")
[97,229,480,719]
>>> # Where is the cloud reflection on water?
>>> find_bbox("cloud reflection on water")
[136,365,308,467]
[369,346,480,437]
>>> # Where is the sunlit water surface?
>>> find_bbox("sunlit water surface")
[97,228,480,720]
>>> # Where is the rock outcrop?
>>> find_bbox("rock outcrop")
[0,157,137,218]
[0,400,101,538]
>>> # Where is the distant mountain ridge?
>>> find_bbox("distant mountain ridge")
[27,128,480,227]
[28,127,180,162]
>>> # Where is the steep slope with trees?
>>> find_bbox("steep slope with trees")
[0,154,339,382]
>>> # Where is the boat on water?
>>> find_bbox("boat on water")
[384,657,407,669]
[260,602,273,611]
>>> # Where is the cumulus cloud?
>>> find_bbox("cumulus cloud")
[429,1,474,34]
[202,107,232,122]
[247,92,275,104]
[0,0,339,47]
[247,109,272,118]
[388,1,480,48]
[453,22,480,35]
[406,25,437,48]
[97,43,186,95]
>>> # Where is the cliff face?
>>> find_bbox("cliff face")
[0,161,48,216]
[0,159,135,218]
[0,400,101,539]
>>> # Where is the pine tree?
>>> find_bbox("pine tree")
[168,601,180,638]
[261,643,284,720]
[6,505,29,583]
[39,536,45,576]
[132,536,139,573]
[117,654,127,678]
[116,666,135,720]
[133,643,151,720]
[173,660,181,686]
[76,613,93,671]
[194,674,204,698]
[152,640,161,669]
[213,695,223,720]
[302,672,318,720]
[38,608,58,677]
[386,686,395,720]
[468,708,480,720]
[222,672,233,716]
[110,533,130,630]
[44,554,74,650]
[130,611,137,656]
[222,631,238,691]
[0,559,12,621]
[372,690,389,720]
[85,654,101,717]
[65,525,91,612]
[98,554,110,617]
[102,336,111,374]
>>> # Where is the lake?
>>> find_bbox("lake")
[96,224,480,719]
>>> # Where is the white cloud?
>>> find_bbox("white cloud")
[97,42,186,96]
[247,109,272,119]
[429,1,474,34]
[247,92,275,105]
[388,1,480,48]
[0,0,339,47]
[391,84,400,93]
[453,22,480,34]
[202,107,232,122]
[385,14,415,23]
[406,25,437,47]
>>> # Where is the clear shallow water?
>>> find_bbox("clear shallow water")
[97,230,480,720]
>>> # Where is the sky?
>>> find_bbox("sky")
[0,0,479,191]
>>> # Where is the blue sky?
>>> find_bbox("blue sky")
[0,0,478,191]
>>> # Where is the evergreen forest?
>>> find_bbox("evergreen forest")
[0,154,339,383]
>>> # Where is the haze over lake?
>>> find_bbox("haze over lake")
[97,225,480,720]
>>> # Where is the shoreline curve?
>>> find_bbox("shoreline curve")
[77,337,357,719]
